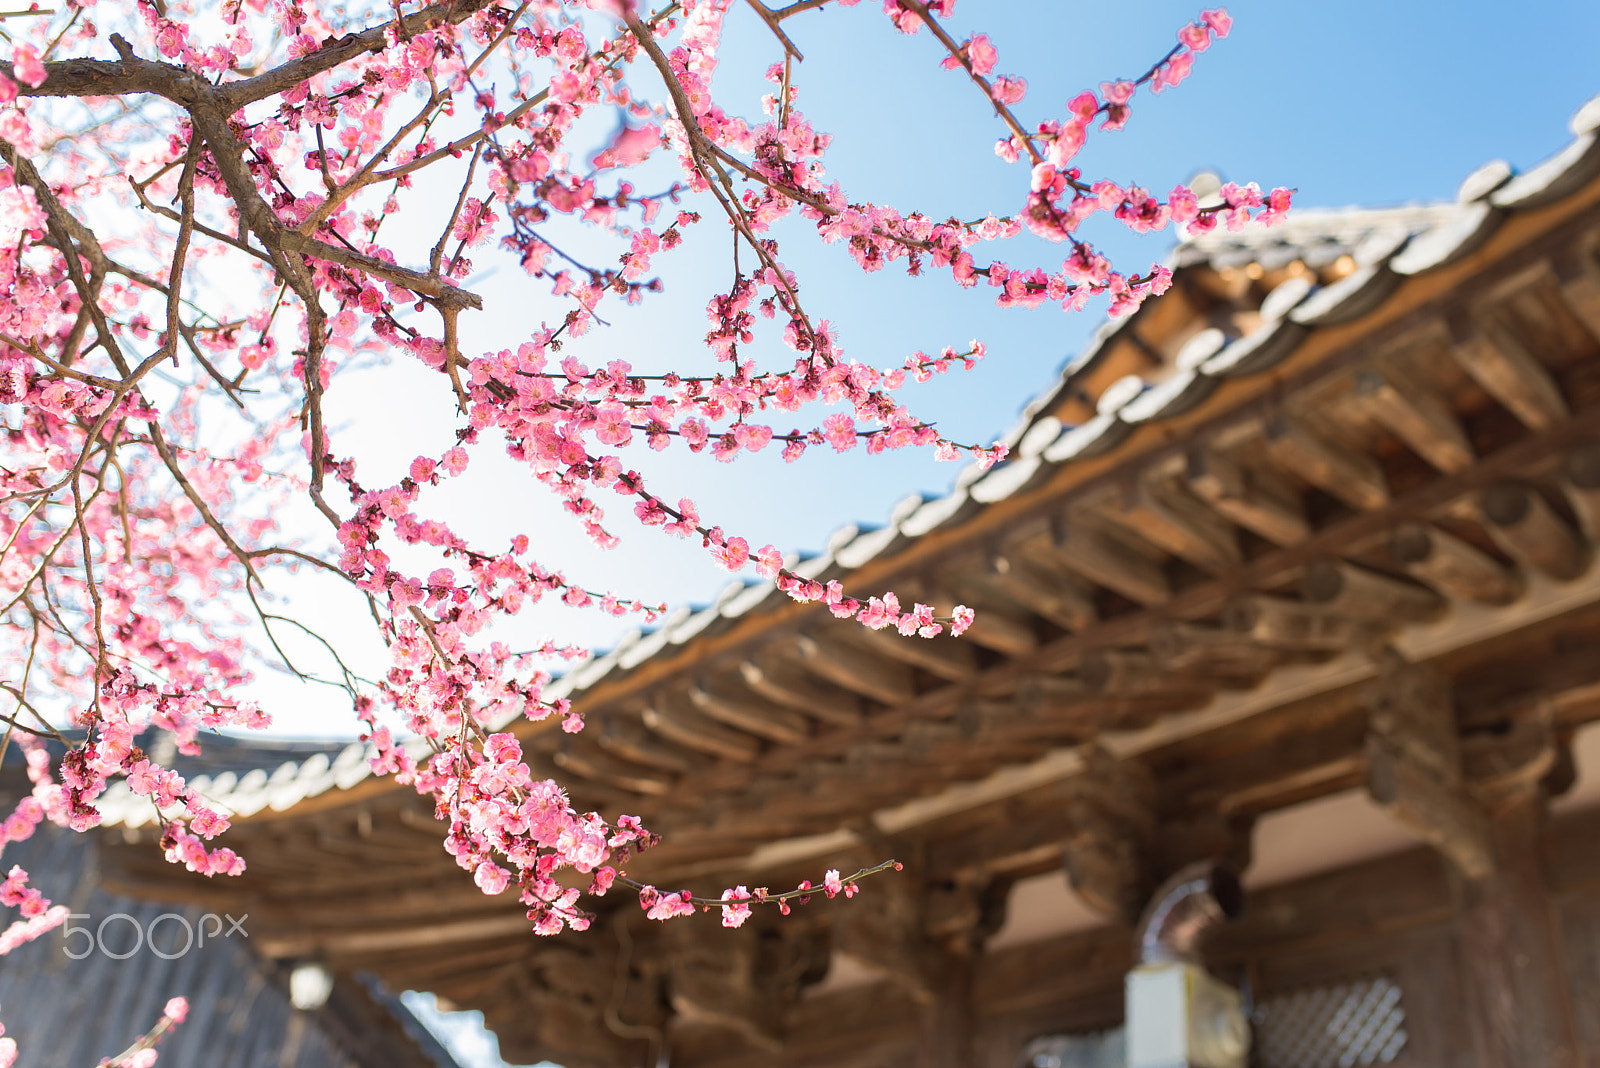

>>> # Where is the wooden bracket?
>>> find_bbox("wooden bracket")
[1361,652,1494,880]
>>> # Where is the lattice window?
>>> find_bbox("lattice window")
[1253,974,1409,1068]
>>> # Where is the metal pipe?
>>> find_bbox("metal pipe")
[1135,861,1244,965]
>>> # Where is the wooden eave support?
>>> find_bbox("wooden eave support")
[1357,645,1578,1068]
[1102,477,1242,571]
[738,653,863,727]
[1186,447,1311,545]
[552,740,674,796]
[1352,365,1474,473]
[953,600,1039,657]
[642,690,762,762]
[1223,594,1373,650]
[1047,514,1170,605]
[1361,654,1493,879]
[909,575,1040,657]
[594,712,704,773]
[847,620,978,682]
[1060,744,1157,923]
[1303,558,1446,622]
[979,551,1097,631]
[1365,735,1493,879]
[1079,649,1213,702]
[1560,440,1600,541]
[1147,620,1287,677]
[795,632,917,705]
[1448,313,1569,429]
[1391,523,1525,605]
[688,676,812,744]
[1553,244,1600,344]
[1480,480,1590,580]
[1264,414,1390,511]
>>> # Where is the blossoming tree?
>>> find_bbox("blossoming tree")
[0,0,1286,1060]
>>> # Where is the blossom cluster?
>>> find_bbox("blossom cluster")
[0,3,1284,1038]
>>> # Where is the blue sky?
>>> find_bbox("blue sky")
[255,0,1600,735]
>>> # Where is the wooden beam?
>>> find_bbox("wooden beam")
[832,868,934,997]
[1554,245,1600,343]
[1303,559,1446,622]
[903,576,1041,658]
[594,712,704,774]
[1048,514,1170,605]
[1351,365,1474,473]
[688,676,812,744]
[642,691,762,763]
[1186,448,1310,545]
[1061,744,1156,923]
[1147,621,1288,680]
[1264,414,1389,510]
[795,632,917,705]
[1390,523,1525,605]
[1079,649,1212,701]
[1480,480,1589,581]
[1560,439,1600,541]
[846,622,978,683]
[1222,594,1373,650]
[1365,734,1493,879]
[954,600,1039,657]
[1102,478,1242,571]
[739,653,863,727]
[1361,654,1494,880]
[1449,314,1568,429]
[979,551,1097,631]
[552,740,675,796]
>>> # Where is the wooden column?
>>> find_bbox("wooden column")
[1454,721,1578,1068]
[1360,653,1578,1067]
[913,957,975,1068]
[834,868,1002,1068]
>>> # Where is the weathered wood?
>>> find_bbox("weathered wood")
[738,653,863,727]
[1390,522,1525,605]
[1365,734,1494,879]
[1553,245,1600,343]
[1480,480,1590,580]
[1352,365,1475,473]
[1449,314,1569,429]
[1048,514,1170,605]
[642,690,762,762]
[1461,717,1560,809]
[1103,478,1242,570]
[661,921,826,1053]
[913,957,975,1068]
[688,676,812,744]
[1081,649,1186,697]
[1560,440,1600,541]
[833,869,934,996]
[795,632,917,705]
[1186,448,1310,545]
[1061,744,1156,922]
[553,740,674,796]
[1303,559,1446,622]
[957,601,1040,657]
[847,621,978,682]
[1451,788,1579,1068]
[1264,414,1390,510]
[1222,594,1371,650]
[1147,621,1287,677]
[1362,654,1493,879]
[981,551,1097,631]
[594,712,703,773]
